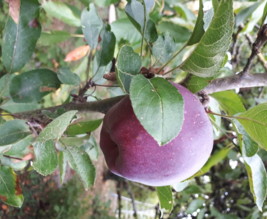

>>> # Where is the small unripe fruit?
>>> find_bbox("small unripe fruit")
[100,83,213,186]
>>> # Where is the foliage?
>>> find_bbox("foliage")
[0,171,115,218]
[1,0,267,218]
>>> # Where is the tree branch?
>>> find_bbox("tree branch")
[202,73,267,94]
[11,73,267,124]
[14,95,125,123]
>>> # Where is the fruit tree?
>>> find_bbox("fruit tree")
[1,0,267,218]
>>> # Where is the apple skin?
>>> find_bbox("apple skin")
[100,83,213,186]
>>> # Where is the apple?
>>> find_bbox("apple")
[100,83,213,186]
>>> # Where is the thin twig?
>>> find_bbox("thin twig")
[124,182,138,219]
[3,155,23,161]
[117,181,122,219]
[245,34,267,71]
[206,109,266,126]
[240,24,267,76]
[158,44,187,75]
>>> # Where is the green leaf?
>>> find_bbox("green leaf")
[2,0,41,73]
[237,103,267,149]
[130,75,184,146]
[92,59,112,83]
[187,0,204,45]
[83,136,99,161]
[65,146,95,189]
[81,3,103,49]
[156,186,173,213]
[97,26,116,66]
[10,69,61,103]
[261,2,267,25]
[144,19,158,43]
[212,91,246,115]
[0,155,28,171]
[0,120,31,146]
[0,100,40,114]
[192,147,232,178]
[95,0,120,7]
[235,2,261,27]
[244,154,267,211]
[65,119,102,136]
[234,121,258,157]
[4,135,33,158]
[152,34,177,64]
[184,75,212,93]
[212,0,219,12]
[42,1,80,26]
[60,136,90,147]
[0,166,23,207]
[0,74,13,98]
[0,74,40,113]
[144,0,155,13]
[157,22,191,43]
[116,46,141,93]
[38,31,71,46]
[37,111,78,142]
[125,0,145,32]
[125,0,154,32]
[186,199,205,214]
[110,18,141,43]
[181,0,234,77]
[32,140,58,176]
[57,67,80,85]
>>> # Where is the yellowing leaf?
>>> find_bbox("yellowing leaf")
[64,45,90,62]
[5,0,20,24]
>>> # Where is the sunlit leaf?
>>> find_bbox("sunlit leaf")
[244,154,267,211]
[192,147,232,178]
[181,0,234,77]
[187,0,204,45]
[237,103,267,149]
[156,186,173,213]
[212,91,246,115]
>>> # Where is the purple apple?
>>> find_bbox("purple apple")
[100,83,213,186]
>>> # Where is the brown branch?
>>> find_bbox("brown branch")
[11,73,267,124]
[202,73,267,94]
